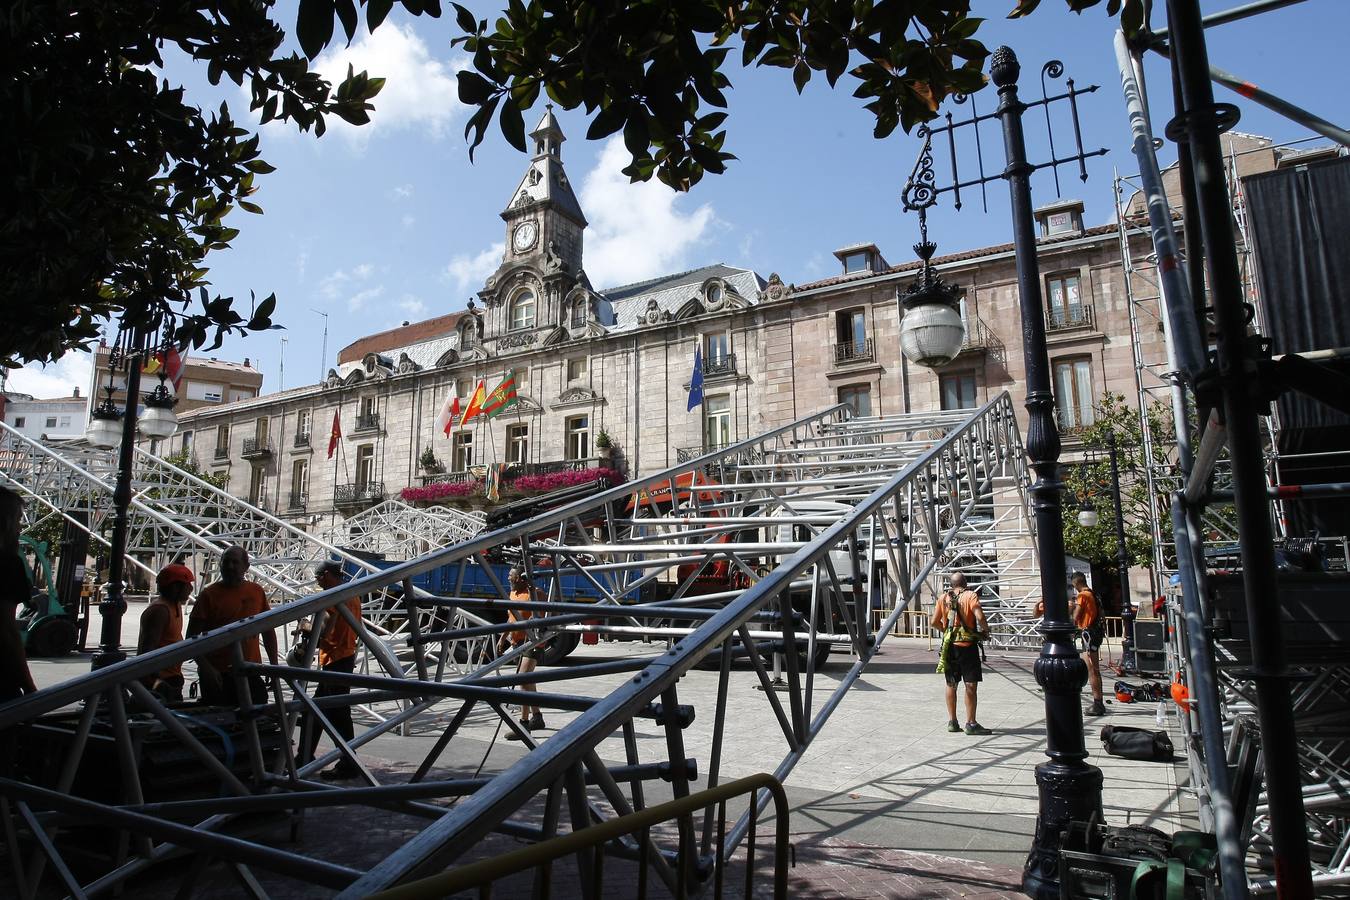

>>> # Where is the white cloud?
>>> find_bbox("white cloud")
[312,23,463,145]
[6,352,93,400]
[317,263,383,311]
[347,285,385,312]
[389,184,414,200]
[398,295,428,318]
[579,138,716,288]
[442,243,504,296]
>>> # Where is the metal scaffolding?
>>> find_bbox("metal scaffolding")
[1115,7,1350,893]
[0,394,1036,897]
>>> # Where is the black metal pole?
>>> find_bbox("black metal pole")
[990,47,1104,900]
[92,356,141,671]
[1109,433,1137,671]
[1165,1,1313,895]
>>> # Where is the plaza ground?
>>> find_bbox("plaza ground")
[24,600,1195,897]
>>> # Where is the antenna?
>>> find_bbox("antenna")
[279,336,288,391]
[311,308,329,383]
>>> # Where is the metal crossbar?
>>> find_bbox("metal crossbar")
[0,394,1033,898]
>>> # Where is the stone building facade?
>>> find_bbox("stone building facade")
[174,110,1197,539]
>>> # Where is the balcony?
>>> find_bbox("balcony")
[832,339,875,366]
[1047,304,1096,333]
[334,481,384,507]
[241,438,273,460]
[676,444,729,463]
[512,458,603,476]
[294,430,311,448]
[213,445,229,461]
[287,491,308,511]
[353,412,381,434]
[702,353,737,379]
[419,470,475,486]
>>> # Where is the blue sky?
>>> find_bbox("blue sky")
[12,0,1347,401]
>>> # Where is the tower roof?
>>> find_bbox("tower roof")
[502,106,586,226]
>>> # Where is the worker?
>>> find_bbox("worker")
[137,563,195,702]
[187,545,278,706]
[299,561,363,780]
[0,487,37,702]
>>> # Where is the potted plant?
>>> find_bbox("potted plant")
[595,428,613,461]
[418,446,443,473]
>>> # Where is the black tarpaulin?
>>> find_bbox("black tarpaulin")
[1243,155,1350,538]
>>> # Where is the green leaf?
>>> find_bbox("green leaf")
[792,59,810,93]
[296,0,336,60]
[367,0,395,31]
[452,2,477,34]
[499,96,526,151]
[334,0,358,43]
[457,71,495,105]
[1007,0,1042,19]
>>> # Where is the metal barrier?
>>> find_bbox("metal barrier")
[0,394,1034,897]
[367,773,790,900]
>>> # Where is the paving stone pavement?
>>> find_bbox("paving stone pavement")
[18,608,1192,898]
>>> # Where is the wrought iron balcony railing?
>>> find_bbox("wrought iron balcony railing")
[334,481,384,505]
[353,412,381,433]
[833,339,875,366]
[702,353,736,378]
[213,445,229,460]
[676,444,729,462]
[294,430,311,448]
[287,491,308,510]
[1046,303,1095,332]
[241,438,272,459]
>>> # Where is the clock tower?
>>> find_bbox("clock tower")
[500,107,586,275]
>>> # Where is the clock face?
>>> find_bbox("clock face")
[513,221,538,253]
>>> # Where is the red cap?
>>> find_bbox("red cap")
[157,564,196,588]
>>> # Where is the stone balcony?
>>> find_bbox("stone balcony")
[334,481,384,507]
[241,437,272,460]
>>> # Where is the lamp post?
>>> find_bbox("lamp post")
[1105,433,1136,672]
[899,142,967,369]
[87,338,179,670]
[988,47,1104,898]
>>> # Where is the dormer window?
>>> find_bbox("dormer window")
[1034,200,1086,237]
[833,243,886,275]
[570,297,587,329]
[509,289,537,331]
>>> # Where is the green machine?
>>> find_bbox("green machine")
[18,513,90,657]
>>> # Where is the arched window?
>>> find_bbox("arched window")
[509,289,536,331]
[570,297,587,329]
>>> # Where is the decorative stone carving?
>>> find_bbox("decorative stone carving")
[640,299,672,325]
[703,278,727,311]
[556,386,600,405]
[497,332,538,350]
[396,352,421,374]
[544,240,566,272]
[323,369,342,389]
[514,394,544,413]
[528,167,542,186]
[434,348,460,368]
[758,272,792,303]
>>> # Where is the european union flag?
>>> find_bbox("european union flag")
[687,346,704,412]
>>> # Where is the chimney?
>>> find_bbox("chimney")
[243,357,250,367]
[73,387,80,398]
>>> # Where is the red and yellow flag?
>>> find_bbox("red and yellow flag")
[459,381,487,427]
[327,409,342,459]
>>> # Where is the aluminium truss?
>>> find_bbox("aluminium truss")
[0,423,496,687]
[0,393,1035,898]
[1115,23,1350,895]
[321,499,485,561]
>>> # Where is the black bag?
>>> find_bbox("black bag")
[1101,725,1174,762]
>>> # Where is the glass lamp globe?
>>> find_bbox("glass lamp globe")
[86,409,123,449]
[1077,507,1100,528]
[138,402,178,440]
[900,301,966,368]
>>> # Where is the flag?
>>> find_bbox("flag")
[142,356,162,376]
[485,462,504,503]
[162,347,185,392]
[436,393,461,438]
[459,380,487,427]
[687,346,704,412]
[483,371,519,419]
[327,409,342,459]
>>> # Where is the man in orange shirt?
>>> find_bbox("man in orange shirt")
[137,564,194,702]
[1070,572,1107,716]
[299,561,363,779]
[931,573,992,735]
[187,545,277,706]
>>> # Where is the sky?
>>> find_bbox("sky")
[10,0,1347,402]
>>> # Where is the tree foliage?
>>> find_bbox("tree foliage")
[1060,392,1172,570]
[2,0,387,369]
[448,0,1146,191]
[5,0,1145,366]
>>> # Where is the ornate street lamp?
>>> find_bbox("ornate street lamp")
[899,139,966,368]
[85,332,180,669]
[1076,503,1100,528]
